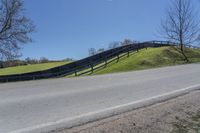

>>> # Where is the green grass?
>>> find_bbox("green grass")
[0,61,70,76]
[91,46,200,75]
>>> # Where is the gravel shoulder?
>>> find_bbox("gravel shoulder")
[55,90,200,133]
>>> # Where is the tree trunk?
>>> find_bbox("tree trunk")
[180,44,189,62]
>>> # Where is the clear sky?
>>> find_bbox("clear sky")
[22,0,200,60]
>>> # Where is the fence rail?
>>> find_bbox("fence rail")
[0,41,199,83]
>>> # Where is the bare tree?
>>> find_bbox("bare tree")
[160,0,199,62]
[0,0,35,60]
[108,41,120,49]
[88,48,96,56]
[197,35,200,45]
[121,39,133,46]
[97,48,104,53]
[39,57,49,63]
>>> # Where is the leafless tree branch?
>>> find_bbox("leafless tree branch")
[160,0,200,62]
[0,0,35,61]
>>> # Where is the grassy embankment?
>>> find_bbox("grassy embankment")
[0,61,69,76]
[83,46,200,75]
[1,46,200,77]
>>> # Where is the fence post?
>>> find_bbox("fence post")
[117,55,120,62]
[75,70,77,76]
[127,45,131,57]
[127,51,130,57]
[90,64,94,73]
[104,59,107,68]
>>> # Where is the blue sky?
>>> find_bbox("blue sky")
[22,0,200,60]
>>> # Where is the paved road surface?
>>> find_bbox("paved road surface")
[0,64,200,133]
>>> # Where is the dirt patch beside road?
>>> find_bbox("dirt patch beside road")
[55,91,200,133]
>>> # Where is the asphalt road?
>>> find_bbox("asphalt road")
[0,64,200,133]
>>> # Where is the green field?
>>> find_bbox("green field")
[91,46,200,75]
[0,61,69,76]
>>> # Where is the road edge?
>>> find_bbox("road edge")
[12,84,200,133]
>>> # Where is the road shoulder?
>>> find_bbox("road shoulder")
[55,90,200,133]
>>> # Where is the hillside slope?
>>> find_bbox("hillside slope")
[0,61,69,76]
[93,46,200,75]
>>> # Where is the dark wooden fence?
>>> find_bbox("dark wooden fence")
[0,41,198,83]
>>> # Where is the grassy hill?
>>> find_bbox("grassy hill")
[90,46,200,75]
[0,61,69,76]
[1,46,200,77]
